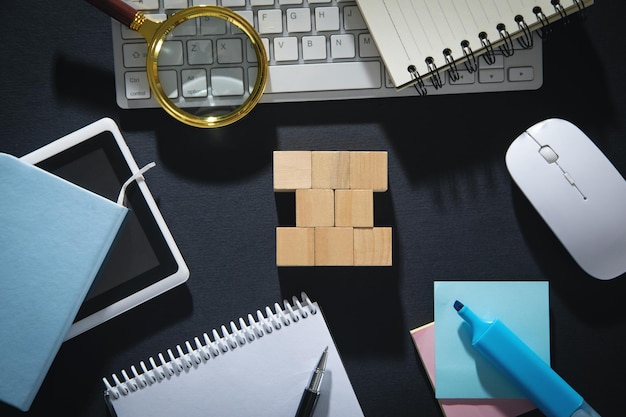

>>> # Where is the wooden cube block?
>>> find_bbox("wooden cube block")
[335,189,374,227]
[349,151,388,191]
[276,227,315,266]
[311,151,350,189]
[273,151,311,191]
[353,227,392,266]
[296,189,334,227]
[315,227,354,266]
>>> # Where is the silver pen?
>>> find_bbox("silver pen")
[294,347,328,417]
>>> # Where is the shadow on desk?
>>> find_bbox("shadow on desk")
[0,284,193,417]
[276,185,404,356]
[278,265,406,357]
[511,184,626,325]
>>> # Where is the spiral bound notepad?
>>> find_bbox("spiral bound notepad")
[103,293,365,417]
[356,0,594,92]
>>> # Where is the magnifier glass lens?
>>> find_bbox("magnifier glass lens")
[150,11,266,126]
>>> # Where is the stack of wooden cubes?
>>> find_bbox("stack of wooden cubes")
[273,150,392,266]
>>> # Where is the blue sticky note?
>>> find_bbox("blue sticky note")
[434,281,550,399]
[0,153,127,411]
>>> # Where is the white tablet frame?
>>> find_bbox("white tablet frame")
[20,118,189,340]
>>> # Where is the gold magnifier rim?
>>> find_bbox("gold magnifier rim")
[144,6,268,128]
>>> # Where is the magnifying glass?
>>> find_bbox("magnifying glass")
[86,0,269,128]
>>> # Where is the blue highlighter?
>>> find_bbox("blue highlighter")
[454,301,601,417]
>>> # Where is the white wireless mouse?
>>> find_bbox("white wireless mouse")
[505,118,626,280]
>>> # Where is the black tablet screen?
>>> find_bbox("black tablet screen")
[35,131,178,321]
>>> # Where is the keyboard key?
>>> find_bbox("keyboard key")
[286,8,312,32]
[343,6,366,30]
[159,70,179,98]
[172,19,197,37]
[479,54,504,69]
[211,68,245,96]
[159,41,184,66]
[182,69,208,97]
[123,0,159,10]
[479,68,505,83]
[163,0,188,9]
[246,38,265,62]
[508,66,534,82]
[200,16,227,35]
[187,40,213,65]
[125,71,151,99]
[449,70,475,85]
[274,37,299,61]
[123,43,149,68]
[216,39,243,64]
[222,0,246,7]
[315,7,340,31]
[235,10,254,27]
[258,9,283,33]
[358,34,378,58]
[330,34,355,59]
[302,36,327,60]
[265,61,381,93]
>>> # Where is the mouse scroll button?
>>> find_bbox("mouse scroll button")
[564,172,575,185]
[539,145,559,163]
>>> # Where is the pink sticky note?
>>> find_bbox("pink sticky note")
[410,322,536,417]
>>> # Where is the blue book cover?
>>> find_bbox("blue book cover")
[0,153,128,411]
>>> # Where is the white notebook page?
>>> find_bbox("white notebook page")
[104,300,364,417]
[357,0,593,89]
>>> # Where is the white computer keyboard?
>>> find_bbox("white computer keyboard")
[112,0,543,110]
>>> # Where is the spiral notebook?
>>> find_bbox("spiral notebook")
[356,0,594,91]
[103,293,365,417]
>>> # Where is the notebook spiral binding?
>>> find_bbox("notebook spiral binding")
[102,292,317,400]
[409,0,591,95]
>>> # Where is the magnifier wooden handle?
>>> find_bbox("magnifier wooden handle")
[84,0,138,28]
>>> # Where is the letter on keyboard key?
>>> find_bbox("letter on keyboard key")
[125,71,151,99]
[287,8,312,32]
[258,10,283,34]
[182,69,208,98]
[123,43,149,68]
[330,34,355,58]
[343,6,367,30]
[302,36,327,60]
[188,40,213,65]
[315,7,340,31]
[265,62,381,93]
[216,39,244,64]
[274,37,299,61]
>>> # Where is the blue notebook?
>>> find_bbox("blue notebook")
[0,153,128,411]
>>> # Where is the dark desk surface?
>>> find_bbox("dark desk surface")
[1,2,625,416]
